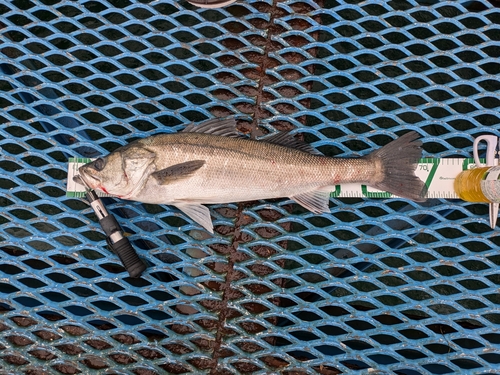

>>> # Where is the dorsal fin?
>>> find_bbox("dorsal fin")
[182,118,243,138]
[263,132,323,155]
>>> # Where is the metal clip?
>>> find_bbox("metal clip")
[473,135,499,229]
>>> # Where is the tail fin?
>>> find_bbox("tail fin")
[367,131,427,201]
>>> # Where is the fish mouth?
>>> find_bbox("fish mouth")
[73,175,86,187]
[75,168,100,190]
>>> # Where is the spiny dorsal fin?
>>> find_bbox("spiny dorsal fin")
[263,132,323,155]
[182,118,243,138]
[152,160,205,185]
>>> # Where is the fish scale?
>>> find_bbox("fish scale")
[137,132,374,203]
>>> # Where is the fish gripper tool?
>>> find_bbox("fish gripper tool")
[86,190,147,278]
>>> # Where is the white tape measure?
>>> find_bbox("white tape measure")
[333,158,481,199]
[66,157,482,199]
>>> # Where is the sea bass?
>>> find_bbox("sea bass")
[77,118,427,233]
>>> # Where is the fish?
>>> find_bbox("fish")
[77,118,427,233]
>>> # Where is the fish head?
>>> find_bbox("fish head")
[78,145,156,197]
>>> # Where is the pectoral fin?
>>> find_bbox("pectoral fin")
[290,189,331,214]
[152,160,205,185]
[174,203,213,233]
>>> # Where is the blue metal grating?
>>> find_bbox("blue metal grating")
[1,0,500,374]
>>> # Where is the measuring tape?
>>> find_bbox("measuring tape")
[66,157,481,199]
[334,158,480,199]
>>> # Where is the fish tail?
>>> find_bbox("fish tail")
[366,131,427,201]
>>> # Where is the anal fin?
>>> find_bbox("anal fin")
[174,203,214,233]
[290,189,331,214]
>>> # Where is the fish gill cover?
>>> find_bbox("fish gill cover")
[0,0,500,374]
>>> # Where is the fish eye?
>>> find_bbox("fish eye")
[93,158,105,171]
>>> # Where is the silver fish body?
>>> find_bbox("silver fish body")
[78,118,426,233]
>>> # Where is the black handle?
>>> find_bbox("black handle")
[99,209,146,278]
[108,237,146,278]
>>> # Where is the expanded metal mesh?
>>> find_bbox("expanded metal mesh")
[1,0,500,374]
